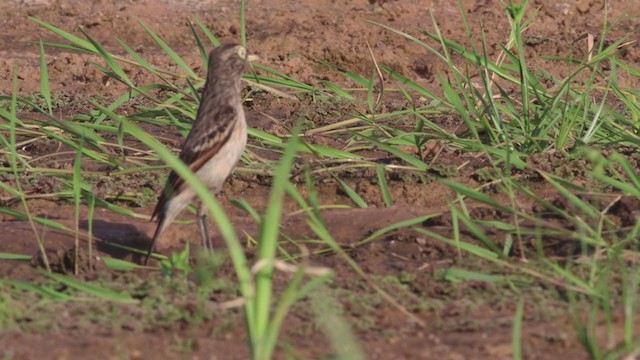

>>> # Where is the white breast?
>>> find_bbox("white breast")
[196,112,248,192]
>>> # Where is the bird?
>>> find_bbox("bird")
[144,44,255,265]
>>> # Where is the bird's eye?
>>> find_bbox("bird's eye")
[236,46,247,59]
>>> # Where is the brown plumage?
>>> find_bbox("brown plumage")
[145,44,252,265]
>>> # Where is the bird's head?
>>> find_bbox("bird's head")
[208,44,258,76]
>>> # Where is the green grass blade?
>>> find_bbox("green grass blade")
[194,17,221,47]
[2,279,74,302]
[444,268,504,283]
[0,253,32,261]
[357,214,436,246]
[230,198,262,223]
[0,208,71,232]
[43,272,138,304]
[546,261,598,296]
[333,175,367,208]
[77,27,134,88]
[103,257,144,271]
[310,288,366,360]
[262,263,306,360]
[72,142,83,275]
[319,80,355,101]
[541,172,599,219]
[188,20,209,69]
[29,17,96,52]
[376,165,393,207]
[452,206,502,254]
[512,297,525,360]
[139,21,197,78]
[254,123,302,356]
[356,133,429,171]
[38,40,52,115]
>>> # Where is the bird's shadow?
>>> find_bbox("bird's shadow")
[79,219,149,263]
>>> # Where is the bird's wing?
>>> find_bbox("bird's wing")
[151,103,238,220]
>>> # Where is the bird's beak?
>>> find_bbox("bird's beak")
[246,54,260,63]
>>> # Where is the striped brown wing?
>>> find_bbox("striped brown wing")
[151,104,237,221]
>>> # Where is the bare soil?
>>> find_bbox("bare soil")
[1,0,639,359]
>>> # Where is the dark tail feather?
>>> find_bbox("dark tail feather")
[144,215,166,265]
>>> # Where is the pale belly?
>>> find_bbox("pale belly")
[162,116,247,221]
[195,116,247,192]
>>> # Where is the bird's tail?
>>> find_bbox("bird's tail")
[144,214,167,265]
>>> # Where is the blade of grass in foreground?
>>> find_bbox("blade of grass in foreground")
[512,297,525,360]
[72,142,83,275]
[38,40,52,115]
[103,257,142,271]
[2,279,74,302]
[376,165,393,207]
[43,272,138,304]
[311,287,366,360]
[0,253,32,261]
[253,122,302,359]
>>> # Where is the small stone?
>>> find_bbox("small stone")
[576,0,591,13]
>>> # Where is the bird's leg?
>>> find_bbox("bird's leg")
[197,204,213,253]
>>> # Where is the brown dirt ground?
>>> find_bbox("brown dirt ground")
[1,0,640,359]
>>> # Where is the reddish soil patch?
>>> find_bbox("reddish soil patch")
[1,0,638,359]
